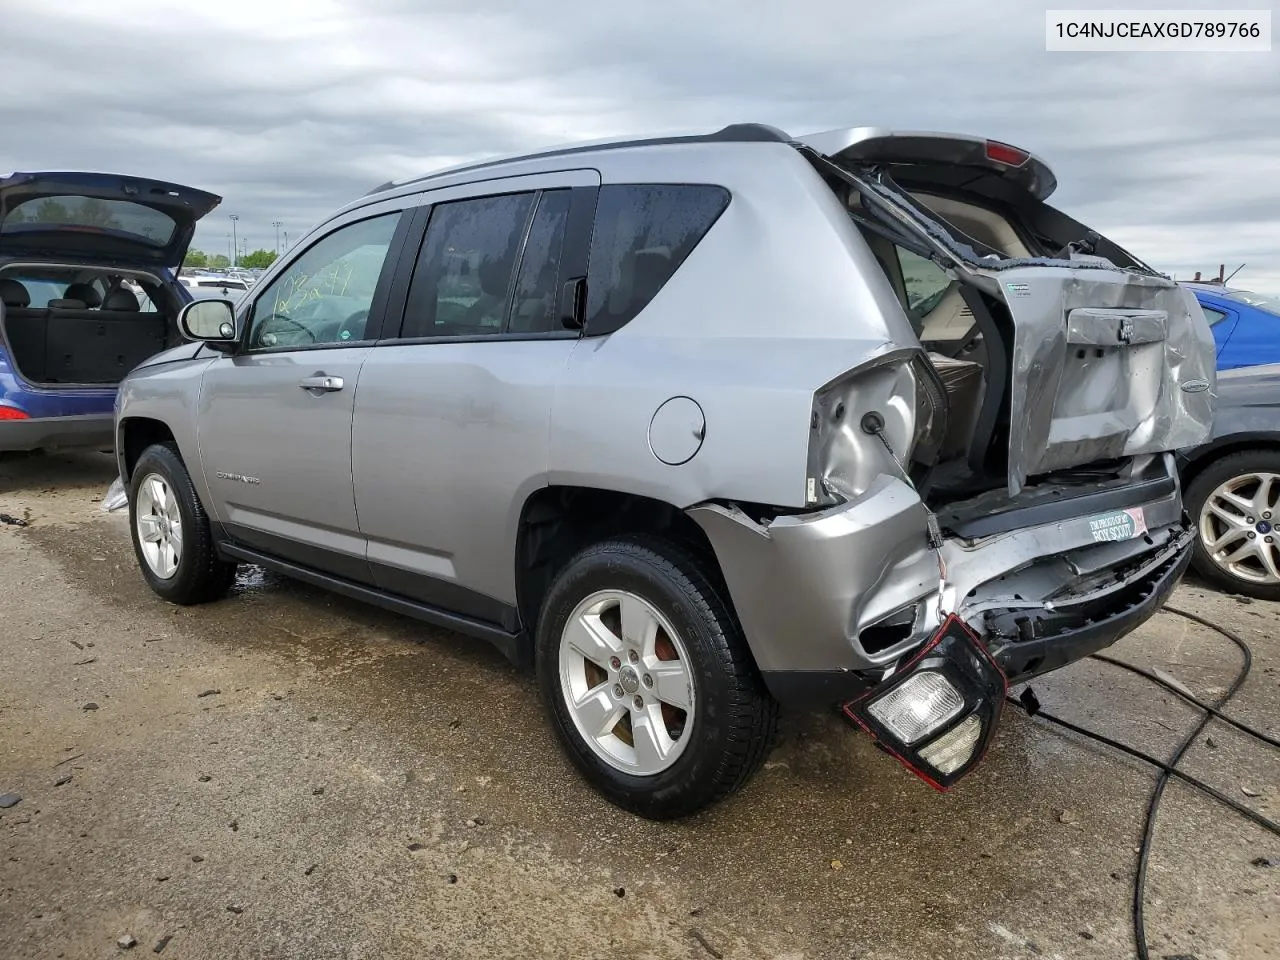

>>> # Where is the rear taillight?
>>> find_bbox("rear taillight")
[0,405,29,420]
[985,139,1030,167]
[843,615,1006,790]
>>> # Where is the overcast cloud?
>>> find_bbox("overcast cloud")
[2,0,1276,288]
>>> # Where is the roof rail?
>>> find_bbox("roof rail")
[364,122,791,196]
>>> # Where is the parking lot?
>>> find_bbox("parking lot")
[1,450,1277,960]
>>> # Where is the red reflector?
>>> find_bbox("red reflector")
[985,140,1029,167]
[0,406,29,420]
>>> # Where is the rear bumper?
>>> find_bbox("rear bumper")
[986,529,1192,681]
[690,457,1188,710]
[756,534,1190,706]
[0,414,114,452]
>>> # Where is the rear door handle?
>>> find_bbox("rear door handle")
[298,375,344,392]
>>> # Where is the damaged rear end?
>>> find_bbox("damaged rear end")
[692,129,1215,789]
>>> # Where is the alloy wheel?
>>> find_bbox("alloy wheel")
[1198,471,1280,585]
[558,589,696,776]
[135,473,183,580]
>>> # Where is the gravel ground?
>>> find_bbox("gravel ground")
[1,450,1277,960]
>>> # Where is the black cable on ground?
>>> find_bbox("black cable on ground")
[1091,651,1280,750]
[1009,603,1280,960]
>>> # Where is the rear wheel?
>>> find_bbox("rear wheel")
[129,443,236,605]
[535,536,778,819]
[1186,449,1280,601]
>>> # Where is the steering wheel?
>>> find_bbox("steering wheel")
[257,313,315,344]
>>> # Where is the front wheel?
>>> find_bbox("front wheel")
[535,536,778,819]
[1186,449,1280,601]
[129,443,236,605]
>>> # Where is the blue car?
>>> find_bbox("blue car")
[1189,283,1280,371]
[0,172,219,452]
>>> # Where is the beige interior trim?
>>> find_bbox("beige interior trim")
[909,192,1030,259]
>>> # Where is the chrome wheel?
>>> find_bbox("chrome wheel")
[1198,471,1280,585]
[558,589,696,776]
[135,472,183,580]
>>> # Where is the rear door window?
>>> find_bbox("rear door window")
[509,191,571,334]
[401,193,535,338]
[584,184,729,334]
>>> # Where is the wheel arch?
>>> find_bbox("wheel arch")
[117,416,178,482]
[1180,435,1280,498]
[512,485,732,666]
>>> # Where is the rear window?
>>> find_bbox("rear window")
[9,278,67,308]
[585,184,729,333]
[1224,290,1280,318]
[1,196,177,247]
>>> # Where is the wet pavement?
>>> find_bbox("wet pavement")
[1,450,1277,959]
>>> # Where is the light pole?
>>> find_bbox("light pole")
[283,230,289,250]
[272,220,282,255]
[228,214,239,268]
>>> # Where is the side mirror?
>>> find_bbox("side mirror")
[179,299,238,350]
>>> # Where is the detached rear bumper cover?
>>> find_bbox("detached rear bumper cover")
[689,459,1189,708]
[0,413,113,452]
[986,527,1191,681]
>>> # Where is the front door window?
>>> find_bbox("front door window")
[247,213,401,350]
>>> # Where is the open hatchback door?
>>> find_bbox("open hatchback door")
[799,128,1216,495]
[0,172,221,268]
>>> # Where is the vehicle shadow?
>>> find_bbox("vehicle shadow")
[0,449,118,497]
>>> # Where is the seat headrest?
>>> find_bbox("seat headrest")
[0,278,30,308]
[476,257,512,296]
[63,283,101,308]
[102,289,140,311]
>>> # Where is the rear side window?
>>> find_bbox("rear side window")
[896,248,955,320]
[585,184,729,334]
[1202,306,1229,326]
[402,193,535,338]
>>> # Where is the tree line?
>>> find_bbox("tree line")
[184,248,278,269]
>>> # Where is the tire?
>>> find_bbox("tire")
[1185,448,1280,601]
[535,535,778,819]
[128,442,237,605]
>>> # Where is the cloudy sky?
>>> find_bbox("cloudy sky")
[3,0,1276,289]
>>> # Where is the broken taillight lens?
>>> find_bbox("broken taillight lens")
[843,614,1007,790]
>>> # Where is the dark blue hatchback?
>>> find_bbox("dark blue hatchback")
[0,172,219,452]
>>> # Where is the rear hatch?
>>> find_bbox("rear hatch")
[800,129,1216,494]
[0,172,221,268]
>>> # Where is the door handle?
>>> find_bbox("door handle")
[298,375,344,392]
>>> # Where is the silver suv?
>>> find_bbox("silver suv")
[116,124,1216,818]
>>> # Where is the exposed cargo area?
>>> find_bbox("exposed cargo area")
[0,267,178,387]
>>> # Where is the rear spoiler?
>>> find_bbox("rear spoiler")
[797,128,1058,201]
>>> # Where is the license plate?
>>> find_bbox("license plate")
[1086,507,1148,543]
